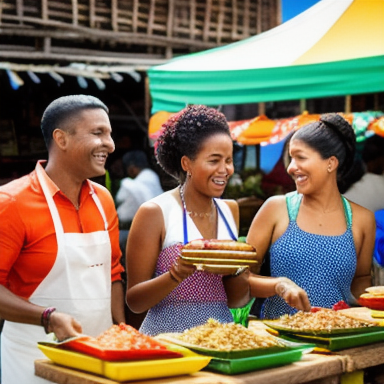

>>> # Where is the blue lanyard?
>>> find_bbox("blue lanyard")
[182,199,237,244]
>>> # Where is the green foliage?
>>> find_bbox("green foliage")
[224,172,265,200]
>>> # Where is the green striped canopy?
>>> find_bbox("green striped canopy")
[148,0,384,113]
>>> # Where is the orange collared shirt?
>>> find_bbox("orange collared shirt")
[0,161,124,299]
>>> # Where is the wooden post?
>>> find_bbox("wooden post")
[43,37,51,54]
[345,95,352,113]
[203,0,212,42]
[300,99,307,113]
[144,76,151,124]
[41,0,47,20]
[89,0,95,28]
[374,93,379,111]
[132,0,138,33]
[258,102,265,115]
[166,0,174,58]
[72,0,78,26]
[276,0,282,25]
[256,0,262,34]
[111,0,118,31]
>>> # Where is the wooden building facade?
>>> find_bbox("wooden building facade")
[0,0,281,65]
[0,0,280,186]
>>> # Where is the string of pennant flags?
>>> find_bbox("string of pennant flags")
[0,62,142,91]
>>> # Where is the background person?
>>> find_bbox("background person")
[0,95,125,384]
[341,134,384,287]
[125,105,310,336]
[343,134,384,213]
[247,113,375,319]
[115,150,163,254]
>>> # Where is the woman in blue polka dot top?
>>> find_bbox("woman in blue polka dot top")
[247,113,376,320]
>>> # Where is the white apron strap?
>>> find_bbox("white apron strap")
[90,184,108,231]
[36,165,108,232]
[35,165,65,242]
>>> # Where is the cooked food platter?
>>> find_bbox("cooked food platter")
[264,308,383,336]
[157,318,313,359]
[57,323,182,361]
[181,239,258,274]
[38,343,211,382]
[156,319,314,375]
[38,323,211,382]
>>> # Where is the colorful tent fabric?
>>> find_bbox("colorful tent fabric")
[149,110,384,143]
[149,110,384,173]
[148,0,384,113]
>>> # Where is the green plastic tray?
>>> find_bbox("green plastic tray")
[278,330,384,351]
[264,320,384,336]
[206,346,313,375]
[158,333,314,359]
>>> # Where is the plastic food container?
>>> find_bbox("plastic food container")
[38,343,211,382]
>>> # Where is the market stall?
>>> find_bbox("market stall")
[147,0,384,114]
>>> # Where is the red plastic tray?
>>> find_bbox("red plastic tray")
[358,297,384,311]
[63,338,183,361]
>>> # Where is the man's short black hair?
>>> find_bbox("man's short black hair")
[41,94,108,149]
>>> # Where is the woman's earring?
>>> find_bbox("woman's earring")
[327,166,331,172]
[187,172,192,178]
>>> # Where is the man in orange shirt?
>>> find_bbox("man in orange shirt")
[0,95,125,384]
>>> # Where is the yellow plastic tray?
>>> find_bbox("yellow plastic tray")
[38,343,211,382]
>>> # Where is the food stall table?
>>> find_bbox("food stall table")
[35,353,347,384]
[35,309,384,384]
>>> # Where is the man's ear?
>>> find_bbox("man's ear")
[52,129,68,150]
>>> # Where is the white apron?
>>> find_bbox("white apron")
[1,166,113,384]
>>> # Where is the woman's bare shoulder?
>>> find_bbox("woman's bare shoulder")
[348,200,376,228]
[132,200,164,229]
[249,194,287,228]
[259,194,287,212]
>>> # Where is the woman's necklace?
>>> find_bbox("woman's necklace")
[179,185,214,219]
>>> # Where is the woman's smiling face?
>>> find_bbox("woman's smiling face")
[185,133,234,198]
[287,139,329,194]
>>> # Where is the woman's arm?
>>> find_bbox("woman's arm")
[223,269,251,308]
[125,201,195,313]
[249,275,311,312]
[246,196,287,265]
[351,205,376,299]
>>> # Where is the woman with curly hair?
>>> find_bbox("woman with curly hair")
[125,105,310,335]
[247,113,376,319]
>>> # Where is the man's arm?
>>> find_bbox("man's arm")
[111,280,126,324]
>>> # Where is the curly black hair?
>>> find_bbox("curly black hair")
[291,113,356,192]
[155,105,231,183]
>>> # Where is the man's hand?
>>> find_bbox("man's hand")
[47,312,83,341]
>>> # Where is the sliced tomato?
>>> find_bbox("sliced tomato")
[332,301,350,311]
